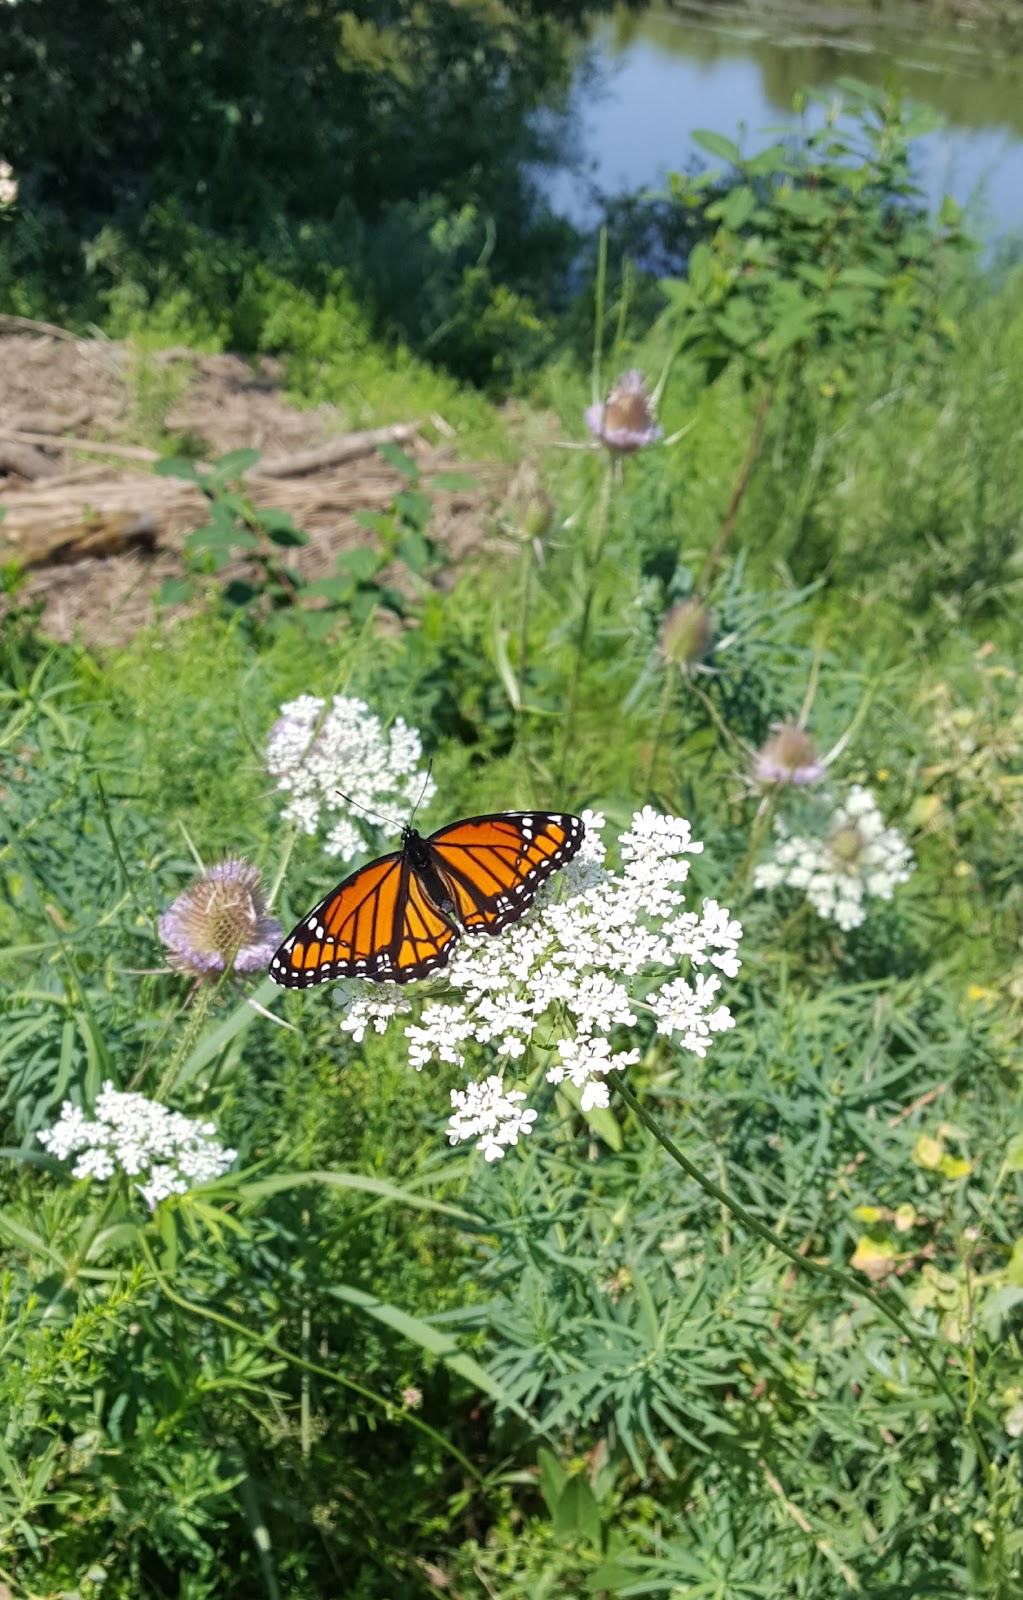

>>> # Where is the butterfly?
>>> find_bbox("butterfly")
[269,811,585,988]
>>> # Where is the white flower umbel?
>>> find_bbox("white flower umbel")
[38,1082,237,1209]
[754,785,913,931]
[267,694,435,858]
[338,808,742,1158]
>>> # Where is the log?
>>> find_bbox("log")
[0,477,204,569]
[0,441,58,480]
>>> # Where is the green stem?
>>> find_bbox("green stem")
[725,789,779,902]
[156,981,217,1099]
[517,531,534,710]
[642,670,675,798]
[696,380,775,600]
[138,1237,483,1481]
[607,1069,992,1486]
[558,460,614,789]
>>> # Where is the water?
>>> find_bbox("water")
[543,2,1023,240]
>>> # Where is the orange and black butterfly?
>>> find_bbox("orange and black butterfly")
[269,812,585,988]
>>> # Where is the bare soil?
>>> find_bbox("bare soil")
[0,328,505,647]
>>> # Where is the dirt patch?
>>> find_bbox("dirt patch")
[0,328,504,646]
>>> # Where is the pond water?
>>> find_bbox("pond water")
[542,1,1023,240]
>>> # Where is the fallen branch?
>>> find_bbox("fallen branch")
[0,427,160,462]
[0,420,422,479]
[0,313,82,341]
[250,421,420,478]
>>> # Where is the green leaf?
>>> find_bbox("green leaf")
[240,1169,478,1224]
[378,441,420,480]
[327,1284,531,1420]
[720,184,756,230]
[552,1475,602,1545]
[156,576,194,606]
[981,1285,1023,1341]
[303,576,355,603]
[686,240,714,297]
[836,267,891,290]
[153,456,202,483]
[212,447,261,480]
[396,531,431,575]
[259,508,310,546]
[222,579,261,609]
[172,977,278,1091]
[430,471,476,491]
[0,1208,65,1265]
[537,1446,567,1515]
[395,489,433,531]
[354,509,390,537]
[0,1144,63,1173]
[557,1080,623,1152]
[692,129,740,164]
[337,545,384,582]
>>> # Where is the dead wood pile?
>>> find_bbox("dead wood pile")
[0,329,502,645]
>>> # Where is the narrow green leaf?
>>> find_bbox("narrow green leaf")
[691,129,741,164]
[328,1284,532,1421]
[172,977,278,1091]
[239,1168,478,1224]
[0,1209,65,1265]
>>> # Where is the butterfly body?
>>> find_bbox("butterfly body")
[270,811,585,988]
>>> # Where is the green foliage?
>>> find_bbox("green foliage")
[0,0,584,384]
[3,73,1023,1600]
[148,443,470,642]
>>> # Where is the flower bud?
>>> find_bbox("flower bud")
[585,371,663,454]
[660,600,713,669]
[753,723,825,788]
[159,859,282,977]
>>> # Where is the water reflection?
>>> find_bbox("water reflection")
[544,3,1023,236]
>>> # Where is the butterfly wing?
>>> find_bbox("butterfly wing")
[427,812,585,935]
[269,848,459,988]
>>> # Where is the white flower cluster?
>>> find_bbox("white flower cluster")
[339,808,742,1159]
[753,785,913,931]
[267,694,435,859]
[0,162,15,209]
[38,1082,237,1209]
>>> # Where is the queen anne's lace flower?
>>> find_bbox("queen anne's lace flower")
[38,1082,237,1208]
[337,809,742,1158]
[267,694,434,859]
[754,785,913,930]
[0,162,16,208]
[447,1077,538,1162]
[159,859,281,976]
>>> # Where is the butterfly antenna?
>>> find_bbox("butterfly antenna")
[409,761,433,829]
[333,789,399,829]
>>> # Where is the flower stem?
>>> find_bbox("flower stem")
[157,980,217,1099]
[642,670,675,797]
[696,380,775,599]
[558,459,614,788]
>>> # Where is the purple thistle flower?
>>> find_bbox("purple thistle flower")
[586,370,663,454]
[753,723,826,788]
[159,859,282,978]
